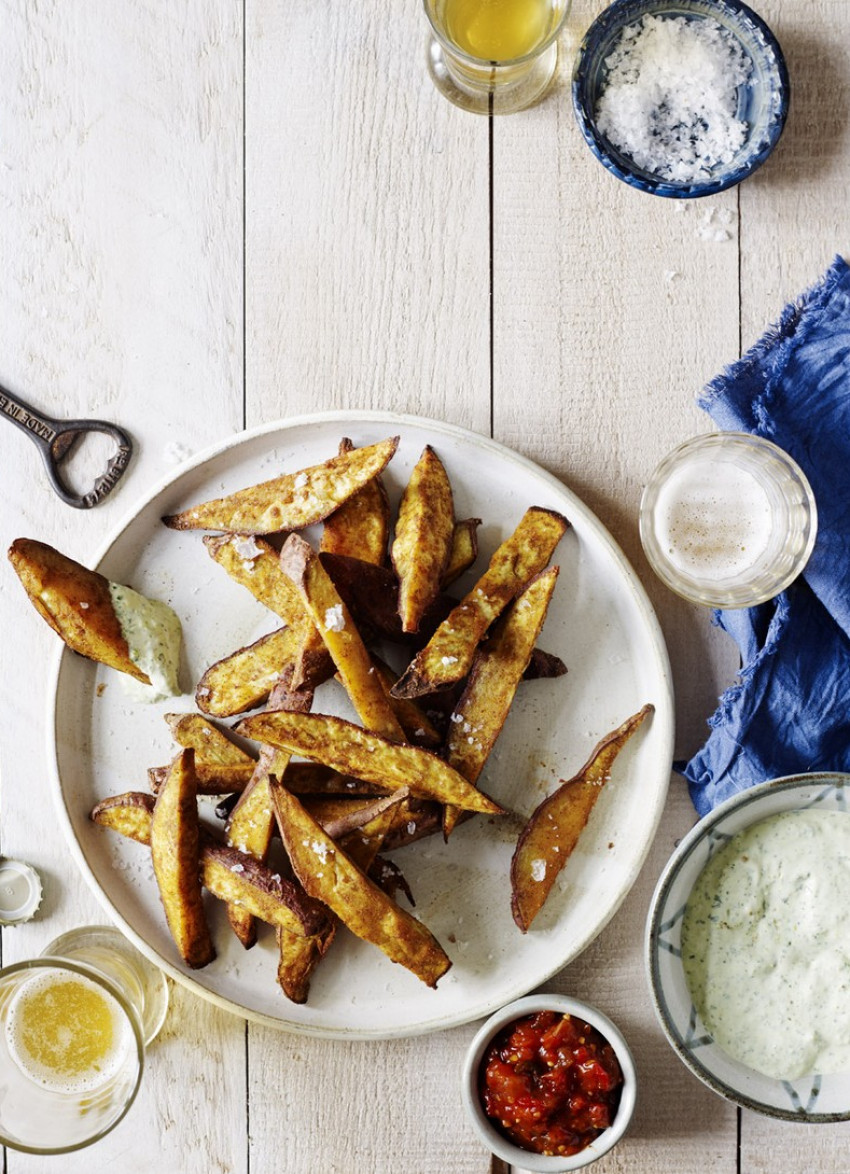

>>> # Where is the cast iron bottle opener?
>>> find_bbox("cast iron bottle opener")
[0,384,133,509]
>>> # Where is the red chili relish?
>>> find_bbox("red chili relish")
[479,1010,623,1157]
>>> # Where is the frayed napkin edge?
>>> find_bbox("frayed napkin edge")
[697,254,850,430]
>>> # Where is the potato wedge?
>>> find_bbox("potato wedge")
[311,789,412,842]
[8,538,149,683]
[205,534,334,691]
[204,535,308,626]
[165,712,256,767]
[149,761,256,795]
[391,506,569,698]
[524,647,567,680]
[441,518,481,588]
[391,446,454,634]
[150,750,216,969]
[318,553,452,643]
[90,790,155,844]
[163,437,399,533]
[279,533,405,741]
[195,626,303,717]
[91,792,330,937]
[370,656,442,748]
[510,704,653,932]
[209,762,384,805]
[226,675,313,947]
[269,779,451,988]
[224,765,275,948]
[275,792,409,1002]
[200,842,330,938]
[443,567,559,836]
[282,763,382,796]
[276,921,337,1005]
[320,438,390,566]
[237,711,504,815]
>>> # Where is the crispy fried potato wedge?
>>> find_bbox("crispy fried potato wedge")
[279,534,405,741]
[210,762,384,806]
[282,763,382,796]
[90,790,155,844]
[148,761,255,795]
[91,792,329,937]
[510,704,653,932]
[276,921,337,1005]
[238,711,504,815]
[391,446,454,634]
[205,537,335,690]
[311,789,411,842]
[205,534,334,690]
[195,626,304,717]
[151,750,216,969]
[204,535,307,626]
[524,647,567,680]
[8,538,149,683]
[276,793,409,1002]
[269,780,450,988]
[319,438,390,566]
[441,518,481,588]
[165,712,255,766]
[163,437,399,533]
[370,656,442,748]
[319,553,453,643]
[391,507,569,699]
[224,766,274,948]
[225,676,313,947]
[443,567,559,836]
[200,843,330,938]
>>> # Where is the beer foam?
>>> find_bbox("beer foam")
[5,970,136,1095]
[654,456,773,582]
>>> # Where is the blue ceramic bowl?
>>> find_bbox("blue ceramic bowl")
[572,0,789,198]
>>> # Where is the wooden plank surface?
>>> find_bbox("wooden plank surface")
[0,2,246,1171]
[2,0,850,1170]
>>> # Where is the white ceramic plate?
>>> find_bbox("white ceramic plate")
[49,412,674,1039]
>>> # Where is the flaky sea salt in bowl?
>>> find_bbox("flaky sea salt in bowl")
[571,0,789,197]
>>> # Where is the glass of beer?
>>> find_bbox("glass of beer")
[639,432,818,608]
[424,0,571,114]
[0,925,167,1154]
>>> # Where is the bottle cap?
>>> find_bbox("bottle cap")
[0,858,43,925]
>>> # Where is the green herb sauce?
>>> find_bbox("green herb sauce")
[108,582,182,702]
[681,809,850,1080]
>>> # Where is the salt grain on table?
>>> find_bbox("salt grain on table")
[594,15,752,182]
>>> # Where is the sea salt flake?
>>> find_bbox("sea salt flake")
[441,655,458,666]
[530,858,547,882]
[294,472,308,488]
[233,534,262,560]
[594,14,753,183]
[324,603,345,631]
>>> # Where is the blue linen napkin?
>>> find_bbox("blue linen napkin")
[680,255,850,816]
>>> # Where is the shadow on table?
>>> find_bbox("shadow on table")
[753,26,850,190]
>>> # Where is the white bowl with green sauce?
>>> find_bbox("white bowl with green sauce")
[647,773,850,1120]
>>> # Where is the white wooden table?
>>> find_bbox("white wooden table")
[2,1,849,1169]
